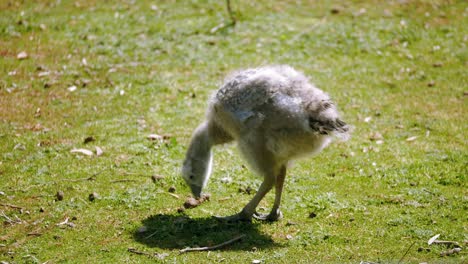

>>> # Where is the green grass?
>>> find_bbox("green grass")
[1,0,467,263]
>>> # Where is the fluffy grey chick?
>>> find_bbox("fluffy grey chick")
[182,65,350,221]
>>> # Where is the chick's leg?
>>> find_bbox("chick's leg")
[253,165,286,221]
[215,177,274,222]
[215,135,276,222]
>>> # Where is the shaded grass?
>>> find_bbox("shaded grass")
[134,214,276,250]
[1,0,467,263]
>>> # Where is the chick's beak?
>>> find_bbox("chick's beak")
[189,184,202,199]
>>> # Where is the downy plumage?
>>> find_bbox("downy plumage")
[182,65,350,221]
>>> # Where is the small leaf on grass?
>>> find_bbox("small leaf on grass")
[71,148,94,156]
[183,197,199,209]
[330,6,342,14]
[17,51,28,60]
[369,132,383,141]
[137,226,148,233]
[406,136,418,142]
[95,146,103,156]
[428,234,440,245]
[88,192,99,201]
[56,191,64,201]
[147,134,163,141]
[151,174,164,182]
[14,143,26,151]
[83,136,95,144]
[38,71,50,77]
[220,176,232,183]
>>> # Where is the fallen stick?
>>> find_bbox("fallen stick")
[62,176,96,182]
[0,210,16,224]
[61,170,103,182]
[440,247,461,257]
[110,179,138,183]
[433,240,460,247]
[128,248,168,259]
[179,234,246,253]
[27,232,42,236]
[128,247,152,257]
[0,203,23,210]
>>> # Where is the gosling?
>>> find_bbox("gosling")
[182,65,350,221]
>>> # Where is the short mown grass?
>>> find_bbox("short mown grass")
[1,0,467,263]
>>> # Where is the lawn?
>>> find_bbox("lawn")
[1,0,467,263]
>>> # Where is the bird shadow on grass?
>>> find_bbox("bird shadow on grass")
[133,214,278,251]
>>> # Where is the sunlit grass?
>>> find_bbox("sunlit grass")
[1,0,467,263]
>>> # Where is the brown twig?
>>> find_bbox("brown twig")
[61,169,103,182]
[62,175,96,182]
[440,248,461,257]
[398,241,416,264]
[128,248,150,256]
[110,179,138,183]
[179,234,246,253]
[128,248,168,259]
[422,188,436,195]
[0,210,23,224]
[0,203,24,210]
[119,171,143,176]
[27,232,43,236]
[433,240,460,247]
